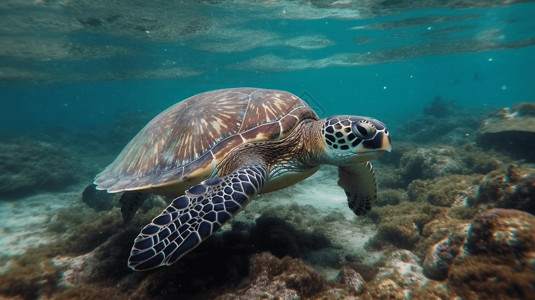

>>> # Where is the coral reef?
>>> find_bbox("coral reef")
[0,139,79,197]
[2,99,535,300]
[378,143,501,188]
[448,208,535,299]
[398,96,484,145]
[477,102,535,161]
[0,201,340,300]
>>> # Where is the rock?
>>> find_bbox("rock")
[218,252,326,299]
[407,175,480,207]
[366,202,441,250]
[446,208,535,299]
[387,144,499,186]
[371,250,428,299]
[474,164,535,214]
[400,147,465,181]
[374,278,406,300]
[422,236,455,280]
[465,208,535,258]
[477,102,535,161]
[336,266,365,295]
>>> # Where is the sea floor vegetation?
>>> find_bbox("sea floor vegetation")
[0,101,533,299]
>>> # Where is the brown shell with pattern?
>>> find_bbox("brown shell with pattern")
[94,88,318,196]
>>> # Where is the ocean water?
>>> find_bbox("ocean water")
[1,1,535,299]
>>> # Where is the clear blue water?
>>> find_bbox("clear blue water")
[1,1,534,136]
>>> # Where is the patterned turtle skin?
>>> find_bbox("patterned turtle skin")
[94,88,391,271]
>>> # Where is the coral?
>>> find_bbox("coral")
[217,252,326,299]
[474,164,535,214]
[0,139,79,197]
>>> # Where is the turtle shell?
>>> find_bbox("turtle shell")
[94,88,318,196]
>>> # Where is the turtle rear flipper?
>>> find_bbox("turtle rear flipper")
[128,164,268,271]
[337,161,377,216]
[119,191,149,224]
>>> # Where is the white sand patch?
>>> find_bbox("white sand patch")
[237,165,384,266]
[0,184,86,257]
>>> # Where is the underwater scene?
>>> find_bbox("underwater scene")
[1,0,535,299]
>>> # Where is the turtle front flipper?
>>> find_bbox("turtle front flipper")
[127,164,268,271]
[337,161,377,216]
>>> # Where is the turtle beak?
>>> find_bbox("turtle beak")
[351,131,391,161]
[382,132,392,152]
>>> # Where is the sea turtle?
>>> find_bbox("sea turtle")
[94,88,391,271]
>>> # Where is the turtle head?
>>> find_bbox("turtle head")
[321,115,391,164]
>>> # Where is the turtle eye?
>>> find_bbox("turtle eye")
[353,120,376,139]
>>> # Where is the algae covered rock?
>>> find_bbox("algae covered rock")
[0,139,78,197]
[465,208,535,258]
[422,235,455,280]
[218,252,325,299]
[407,175,480,207]
[390,144,499,186]
[336,266,366,295]
[474,164,535,214]
[367,202,442,250]
[447,208,535,299]
[477,102,535,161]
[368,250,428,299]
